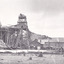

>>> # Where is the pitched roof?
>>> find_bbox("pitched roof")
[19,13,26,19]
[48,38,64,42]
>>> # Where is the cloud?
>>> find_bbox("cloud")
[31,0,64,12]
[0,0,64,13]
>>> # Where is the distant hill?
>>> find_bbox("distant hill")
[30,32,51,41]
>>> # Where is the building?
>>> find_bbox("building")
[0,13,31,49]
[0,13,52,49]
[41,38,64,49]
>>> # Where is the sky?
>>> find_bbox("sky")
[0,0,64,37]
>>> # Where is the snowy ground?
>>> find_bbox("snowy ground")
[0,54,64,64]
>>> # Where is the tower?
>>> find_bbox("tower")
[17,13,28,29]
[15,14,30,49]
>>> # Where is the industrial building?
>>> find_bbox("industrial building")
[0,13,49,50]
[0,14,31,49]
[1,13,63,50]
[39,38,64,50]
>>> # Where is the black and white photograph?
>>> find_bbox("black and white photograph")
[0,0,64,64]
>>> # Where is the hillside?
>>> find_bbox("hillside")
[30,32,51,41]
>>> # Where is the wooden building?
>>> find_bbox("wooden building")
[43,38,64,49]
[0,13,31,49]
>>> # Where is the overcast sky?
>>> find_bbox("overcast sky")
[0,0,64,37]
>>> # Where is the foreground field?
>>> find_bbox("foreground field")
[0,54,64,64]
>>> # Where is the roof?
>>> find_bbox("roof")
[19,14,26,19]
[48,38,64,42]
[0,28,8,31]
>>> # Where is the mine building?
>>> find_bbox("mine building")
[0,13,51,50]
[40,38,64,50]
[0,14,31,49]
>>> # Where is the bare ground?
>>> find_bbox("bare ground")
[0,54,64,64]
